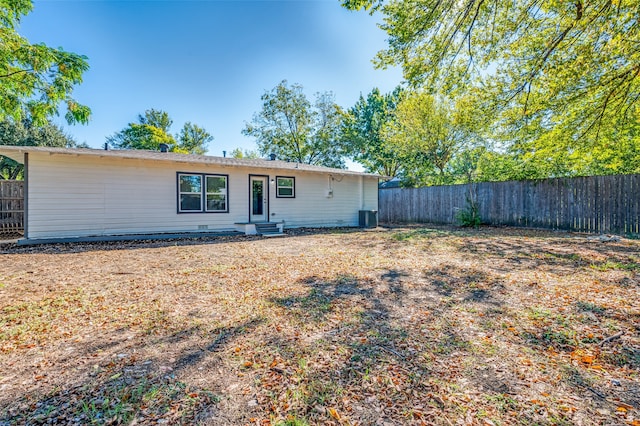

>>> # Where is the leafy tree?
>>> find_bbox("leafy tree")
[107,123,175,151]
[478,111,640,181]
[107,109,211,154]
[0,118,76,179]
[585,117,640,176]
[387,92,473,185]
[138,109,172,134]
[230,148,260,159]
[178,122,213,156]
[341,87,405,177]
[1,0,90,124]
[344,0,640,154]
[243,80,345,168]
[448,146,487,184]
[107,108,175,150]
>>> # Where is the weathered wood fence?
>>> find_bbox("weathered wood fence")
[0,180,24,236]
[379,174,640,235]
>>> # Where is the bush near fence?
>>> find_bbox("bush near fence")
[379,174,640,235]
[0,180,24,236]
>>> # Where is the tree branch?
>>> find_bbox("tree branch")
[505,1,583,106]
[0,68,35,79]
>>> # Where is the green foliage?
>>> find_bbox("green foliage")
[391,92,458,178]
[107,122,175,151]
[0,118,76,179]
[230,148,259,159]
[276,418,309,426]
[590,260,640,272]
[447,147,486,184]
[455,199,481,228]
[347,0,640,137]
[386,92,484,186]
[474,111,640,181]
[178,122,213,156]
[341,87,404,176]
[390,227,449,241]
[106,109,212,154]
[243,80,345,168]
[341,0,380,11]
[0,119,75,148]
[455,185,481,228]
[138,109,172,133]
[0,0,90,124]
[345,0,640,181]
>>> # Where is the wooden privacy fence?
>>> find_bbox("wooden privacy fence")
[379,174,640,235]
[0,180,24,236]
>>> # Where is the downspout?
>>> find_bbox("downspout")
[359,175,364,210]
[23,152,28,240]
[377,177,381,226]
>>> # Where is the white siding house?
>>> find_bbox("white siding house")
[0,146,380,243]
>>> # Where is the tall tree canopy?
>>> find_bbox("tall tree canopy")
[1,0,90,124]
[243,80,345,168]
[341,87,405,177]
[343,0,640,143]
[387,92,481,185]
[476,112,640,182]
[0,118,77,179]
[177,122,212,156]
[106,109,212,154]
[138,109,172,134]
[230,148,259,159]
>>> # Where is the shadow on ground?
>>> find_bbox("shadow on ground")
[1,226,639,425]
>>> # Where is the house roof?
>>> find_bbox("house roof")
[0,145,382,178]
[379,177,402,188]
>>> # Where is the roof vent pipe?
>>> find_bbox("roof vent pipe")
[269,153,276,161]
[159,143,169,153]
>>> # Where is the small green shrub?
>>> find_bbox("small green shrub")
[456,200,481,228]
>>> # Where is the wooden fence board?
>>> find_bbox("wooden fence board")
[379,174,640,235]
[0,180,24,236]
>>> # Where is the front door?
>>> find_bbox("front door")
[250,176,268,222]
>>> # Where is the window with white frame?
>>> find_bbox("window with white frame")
[178,173,228,213]
[276,176,295,198]
[205,175,227,212]
[178,174,202,212]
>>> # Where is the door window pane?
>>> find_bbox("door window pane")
[252,180,263,215]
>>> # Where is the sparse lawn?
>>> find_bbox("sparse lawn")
[0,225,639,425]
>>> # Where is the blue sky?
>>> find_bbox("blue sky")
[20,0,403,167]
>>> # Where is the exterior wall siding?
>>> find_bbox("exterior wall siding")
[363,176,378,211]
[26,153,379,239]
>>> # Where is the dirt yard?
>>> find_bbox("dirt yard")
[0,226,638,425]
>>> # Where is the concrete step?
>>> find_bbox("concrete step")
[254,223,282,236]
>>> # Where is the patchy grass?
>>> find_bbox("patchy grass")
[0,225,639,425]
[591,260,640,272]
